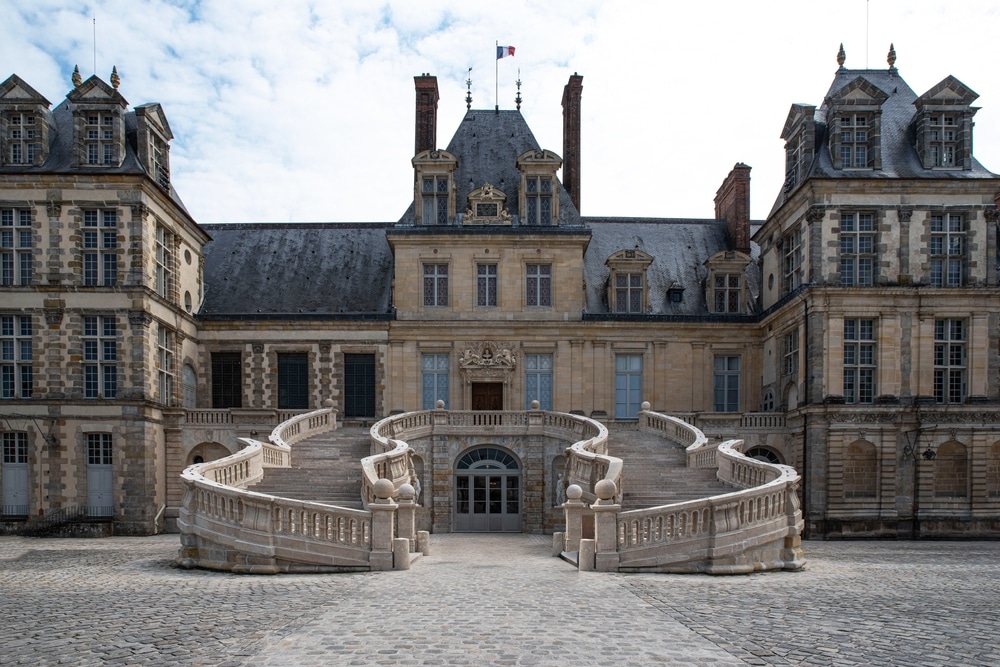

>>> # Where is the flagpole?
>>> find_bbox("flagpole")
[495,41,499,111]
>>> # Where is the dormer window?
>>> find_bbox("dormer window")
[928,115,957,167]
[0,75,53,167]
[605,249,653,314]
[705,250,751,314]
[913,75,979,171]
[825,77,887,172]
[84,113,118,165]
[517,149,562,226]
[135,104,174,190]
[839,114,869,168]
[411,149,457,226]
[6,113,40,164]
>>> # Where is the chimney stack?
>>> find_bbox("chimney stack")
[561,73,583,213]
[714,163,752,255]
[414,74,439,156]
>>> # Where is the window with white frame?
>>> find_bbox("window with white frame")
[155,225,174,299]
[421,353,449,409]
[934,319,966,404]
[476,263,498,307]
[930,214,964,287]
[1,208,31,286]
[615,354,643,419]
[840,212,875,286]
[1,315,32,399]
[157,324,174,406]
[421,175,449,225]
[839,113,869,168]
[713,355,740,412]
[83,316,117,399]
[928,115,958,167]
[422,263,448,307]
[524,353,553,410]
[783,329,799,378]
[6,112,38,165]
[713,273,741,313]
[86,432,113,517]
[2,431,29,515]
[782,227,803,295]
[524,176,553,225]
[844,318,876,404]
[525,264,551,307]
[82,209,117,286]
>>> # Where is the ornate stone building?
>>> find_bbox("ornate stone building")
[2,46,999,538]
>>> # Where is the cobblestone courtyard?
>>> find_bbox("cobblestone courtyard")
[1,534,998,666]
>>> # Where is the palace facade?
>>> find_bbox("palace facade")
[2,47,1000,539]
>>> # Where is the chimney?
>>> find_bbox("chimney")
[714,163,752,255]
[561,73,583,213]
[414,74,439,155]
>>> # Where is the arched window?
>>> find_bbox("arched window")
[934,441,968,498]
[987,442,1000,498]
[843,440,877,498]
[744,447,782,465]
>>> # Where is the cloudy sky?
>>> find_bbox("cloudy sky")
[3,1,999,223]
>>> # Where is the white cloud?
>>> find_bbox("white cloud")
[3,0,999,223]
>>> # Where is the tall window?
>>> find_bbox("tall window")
[2,431,29,516]
[476,263,498,307]
[1,208,32,286]
[934,319,966,404]
[421,353,449,409]
[524,176,553,225]
[526,264,551,307]
[277,353,309,409]
[614,354,642,419]
[839,114,868,168]
[82,209,117,286]
[421,175,449,225]
[157,324,175,406]
[211,352,242,408]
[930,214,963,287]
[713,356,740,412]
[6,112,38,164]
[1,315,32,399]
[423,264,448,307]
[783,329,799,378]
[86,432,113,517]
[524,354,553,410]
[783,227,803,295]
[614,273,643,313]
[928,115,958,167]
[83,316,117,399]
[713,273,741,313]
[844,318,876,404]
[155,225,174,299]
[840,212,875,286]
[84,113,116,165]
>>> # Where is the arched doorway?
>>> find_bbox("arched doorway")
[453,446,521,532]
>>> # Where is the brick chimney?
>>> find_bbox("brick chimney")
[714,163,752,255]
[561,73,583,213]
[414,74,439,155]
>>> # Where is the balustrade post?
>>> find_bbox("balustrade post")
[396,483,416,552]
[369,479,397,571]
[592,479,620,572]
[562,484,586,553]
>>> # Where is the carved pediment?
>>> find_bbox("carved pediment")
[459,341,517,371]
[0,74,52,106]
[135,103,173,140]
[914,76,979,109]
[464,183,512,226]
[826,77,889,108]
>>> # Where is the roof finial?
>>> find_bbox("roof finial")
[837,43,846,68]
[887,43,896,69]
[72,65,82,88]
[515,68,522,111]
[465,67,472,110]
[110,65,120,90]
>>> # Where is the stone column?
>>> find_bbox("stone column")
[592,479,620,572]
[369,479,397,571]
[396,483,416,552]
[562,484,586,553]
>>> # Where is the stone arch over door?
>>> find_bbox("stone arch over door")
[186,441,233,467]
[453,445,522,532]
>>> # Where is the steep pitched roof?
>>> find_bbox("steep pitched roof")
[199,223,395,318]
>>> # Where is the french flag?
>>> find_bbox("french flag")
[497,45,515,59]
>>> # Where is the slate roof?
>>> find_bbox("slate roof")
[0,97,191,215]
[397,109,582,227]
[582,218,752,316]
[769,67,999,217]
[199,223,394,318]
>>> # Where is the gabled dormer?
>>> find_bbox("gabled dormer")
[135,103,173,190]
[516,149,561,226]
[0,74,52,167]
[825,77,888,171]
[67,69,128,168]
[605,249,653,314]
[463,183,511,226]
[411,149,457,225]
[913,75,979,170]
[704,250,752,314]
[780,104,816,194]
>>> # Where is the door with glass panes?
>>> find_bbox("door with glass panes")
[453,446,521,532]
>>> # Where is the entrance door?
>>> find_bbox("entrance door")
[453,446,521,532]
[471,382,503,410]
[343,353,376,418]
[86,433,114,517]
[2,432,28,516]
